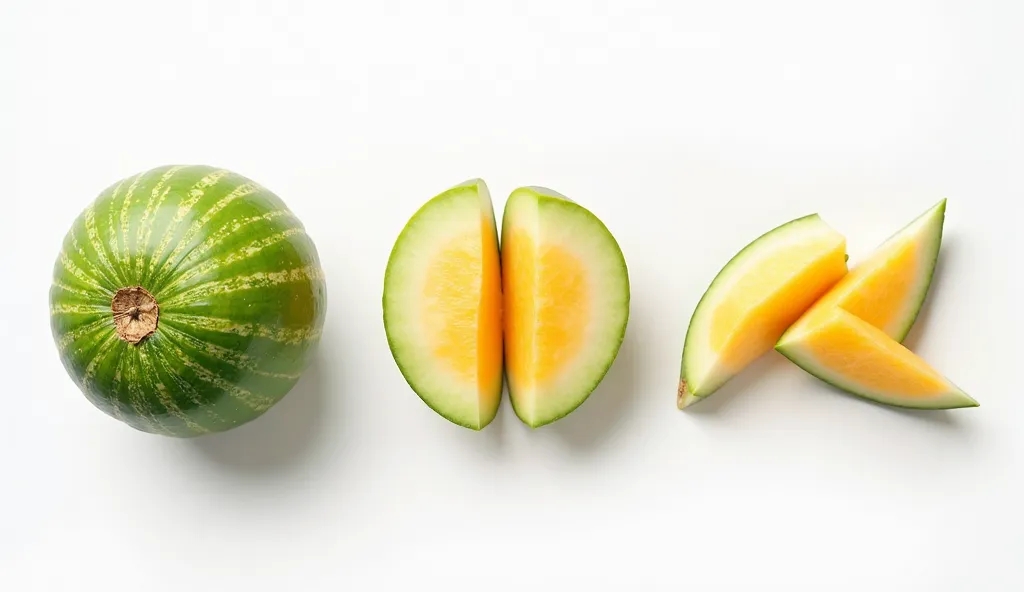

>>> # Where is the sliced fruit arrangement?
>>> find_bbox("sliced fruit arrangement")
[50,165,327,437]
[383,182,629,430]
[777,200,978,409]
[677,214,849,408]
[502,187,630,427]
[782,199,947,343]
[383,179,504,430]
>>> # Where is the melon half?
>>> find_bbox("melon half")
[776,200,978,409]
[677,214,849,408]
[382,180,503,429]
[502,187,629,427]
[384,181,629,430]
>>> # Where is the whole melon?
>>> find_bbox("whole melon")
[49,165,327,437]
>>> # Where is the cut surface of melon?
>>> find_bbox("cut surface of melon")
[502,187,629,427]
[776,307,977,409]
[784,199,947,343]
[383,179,503,429]
[678,214,848,409]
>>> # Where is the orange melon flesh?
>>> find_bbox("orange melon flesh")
[776,308,977,409]
[504,229,590,392]
[476,215,504,398]
[679,214,849,408]
[383,180,503,429]
[708,239,849,373]
[776,199,976,409]
[421,218,503,395]
[502,187,629,428]
[791,199,948,342]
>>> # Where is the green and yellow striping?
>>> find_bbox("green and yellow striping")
[50,164,326,437]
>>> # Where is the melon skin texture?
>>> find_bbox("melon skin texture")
[50,165,327,437]
[776,199,977,409]
[678,214,849,409]
[501,186,630,428]
[382,179,503,430]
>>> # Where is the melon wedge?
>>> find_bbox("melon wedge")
[776,199,977,409]
[677,214,849,409]
[383,179,503,430]
[501,187,629,428]
[775,307,977,409]
[783,199,948,343]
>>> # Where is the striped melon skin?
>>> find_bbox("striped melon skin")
[49,165,327,437]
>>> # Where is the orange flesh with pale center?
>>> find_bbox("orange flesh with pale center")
[709,240,848,371]
[420,217,503,396]
[803,309,950,397]
[503,229,590,391]
[810,236,919,336]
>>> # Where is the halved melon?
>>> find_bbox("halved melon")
[775,307,977,409]
[501,187,629,428]
[678,214,849,409]
[776,199,976,409]
[383,179,503,429]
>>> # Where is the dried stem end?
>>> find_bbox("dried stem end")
[111,286,159,345]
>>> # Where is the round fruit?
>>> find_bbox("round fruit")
[49,165,327,437]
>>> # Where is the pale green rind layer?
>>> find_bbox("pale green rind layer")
[382,179,502,430]
[775,311,978,410]
[502,186,630,428]
[877,198,946,343]
[50,165,327,437]
[679,214,844,407]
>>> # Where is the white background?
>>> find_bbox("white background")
[2,1,1022,590]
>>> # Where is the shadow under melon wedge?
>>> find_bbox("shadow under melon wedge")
[501,187,629,428]
[677,214,849,409]
[383,179,504,430]
[776,199,978,409]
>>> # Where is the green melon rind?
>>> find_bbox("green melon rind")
[382,179,502,431]
[775,346,978,410]
[883,198,946,343]
[678,214,838,409]
[775,311,978,410]
[502,186,630,429]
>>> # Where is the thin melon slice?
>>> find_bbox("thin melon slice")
[776,199,976,409]
[501,187,629,428]
[783,199,948,343]
[678,214,849,409]
[775,307,977,409]
[383,179,503,430]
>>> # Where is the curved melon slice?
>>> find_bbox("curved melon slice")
[383,179,503,430]
[501,187,629,428]
[775,307,977,409]
[678,214,849,409]
[775,200,975,408]
[783,199,947,343]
